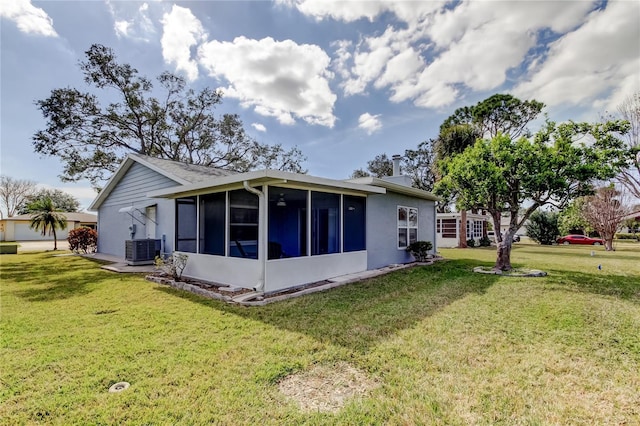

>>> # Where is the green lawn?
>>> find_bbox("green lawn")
[1,243,639,424]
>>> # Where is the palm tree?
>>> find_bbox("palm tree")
[28,197,67,250]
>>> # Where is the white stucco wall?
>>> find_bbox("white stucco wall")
[366,192,436,269]
[180,250,367,292]
[265,251,367,292]
[96,162,180,257]
[180,252,262,289]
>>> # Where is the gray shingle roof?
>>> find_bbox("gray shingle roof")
[133,154,236,183]
[88,154,239,211]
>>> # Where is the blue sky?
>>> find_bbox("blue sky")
[1,0,639,211]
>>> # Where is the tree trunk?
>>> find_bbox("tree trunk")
[604,238,614,251]
[494,238,513,271]
[459,210,468,248]
[53,227,58,251]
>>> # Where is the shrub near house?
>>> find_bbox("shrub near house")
[67,228,98,253]
[405,241,433,262]
[616,233,639,241]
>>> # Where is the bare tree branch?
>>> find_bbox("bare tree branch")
[0,176,37,218]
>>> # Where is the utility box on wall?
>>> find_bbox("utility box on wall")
[125,239,160,265]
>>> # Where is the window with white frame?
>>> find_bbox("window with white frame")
[464,219,484,240]
[398,206,418,249]
[473,220,484,239]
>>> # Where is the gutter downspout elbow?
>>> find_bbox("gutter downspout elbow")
[243,180,265,293]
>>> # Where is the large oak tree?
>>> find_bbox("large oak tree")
[33,44,306,187]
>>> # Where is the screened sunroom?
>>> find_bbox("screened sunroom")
[148,170,385,293]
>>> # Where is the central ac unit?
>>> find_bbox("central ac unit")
[125,239,160,265]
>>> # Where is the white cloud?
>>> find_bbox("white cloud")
[114,20,131,38]
[251,123,267,132]
[292,0,627,112]
[344,43,393,96]
[0,0,57,37]
[286,1,388,22]
[413,83,458,109]
[160,5,207,81]
[199,36,337,127]
[331,39,353,80]
[358,113,382,135]
[513,1,640,111]
[278,0,440,24]
[107,1,156,42]
[375,47,422,91]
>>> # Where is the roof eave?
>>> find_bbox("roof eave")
[87,154,191,211]
[346,177,441,201]
[147,169,386,199]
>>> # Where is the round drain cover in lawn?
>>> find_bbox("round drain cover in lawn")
[109,382,130,393]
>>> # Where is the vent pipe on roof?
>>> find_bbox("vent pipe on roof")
[392,154,401,177]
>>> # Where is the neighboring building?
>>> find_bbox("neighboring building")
[499,212,527,236]
[0,212,97,242]
[89,154,439,294]
[621,210,640,233]
[436,210,491,248]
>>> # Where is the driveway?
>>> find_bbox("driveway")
[15,240,70,252]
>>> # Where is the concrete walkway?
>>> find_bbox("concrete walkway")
[14,240,70,252]
[10,241,155,273]
[82,252,157,273]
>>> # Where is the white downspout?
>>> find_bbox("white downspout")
[433,202,438,255]
[243,181,266,293]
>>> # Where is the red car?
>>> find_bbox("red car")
[557,234,604,245]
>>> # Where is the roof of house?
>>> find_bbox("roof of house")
[345,177,440,201]
[147,169,386,199]
[139,155,236,183]
[90,154,440,209]
[88,154,235,210]
[2,212,97,222]
[623,210,640,221]
[436,211,491,219]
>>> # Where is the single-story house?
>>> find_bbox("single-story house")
[436,210,491,248]
[89,154,439,293]
[0,212,97,242]
[621,210,640,233]
[499,213,527,237]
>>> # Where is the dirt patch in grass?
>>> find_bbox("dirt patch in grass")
[278,362,378,413]
[473,266,547,277]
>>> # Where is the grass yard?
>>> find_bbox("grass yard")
[1,242,639,424]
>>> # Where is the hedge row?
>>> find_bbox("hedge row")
[615,233,639,240]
